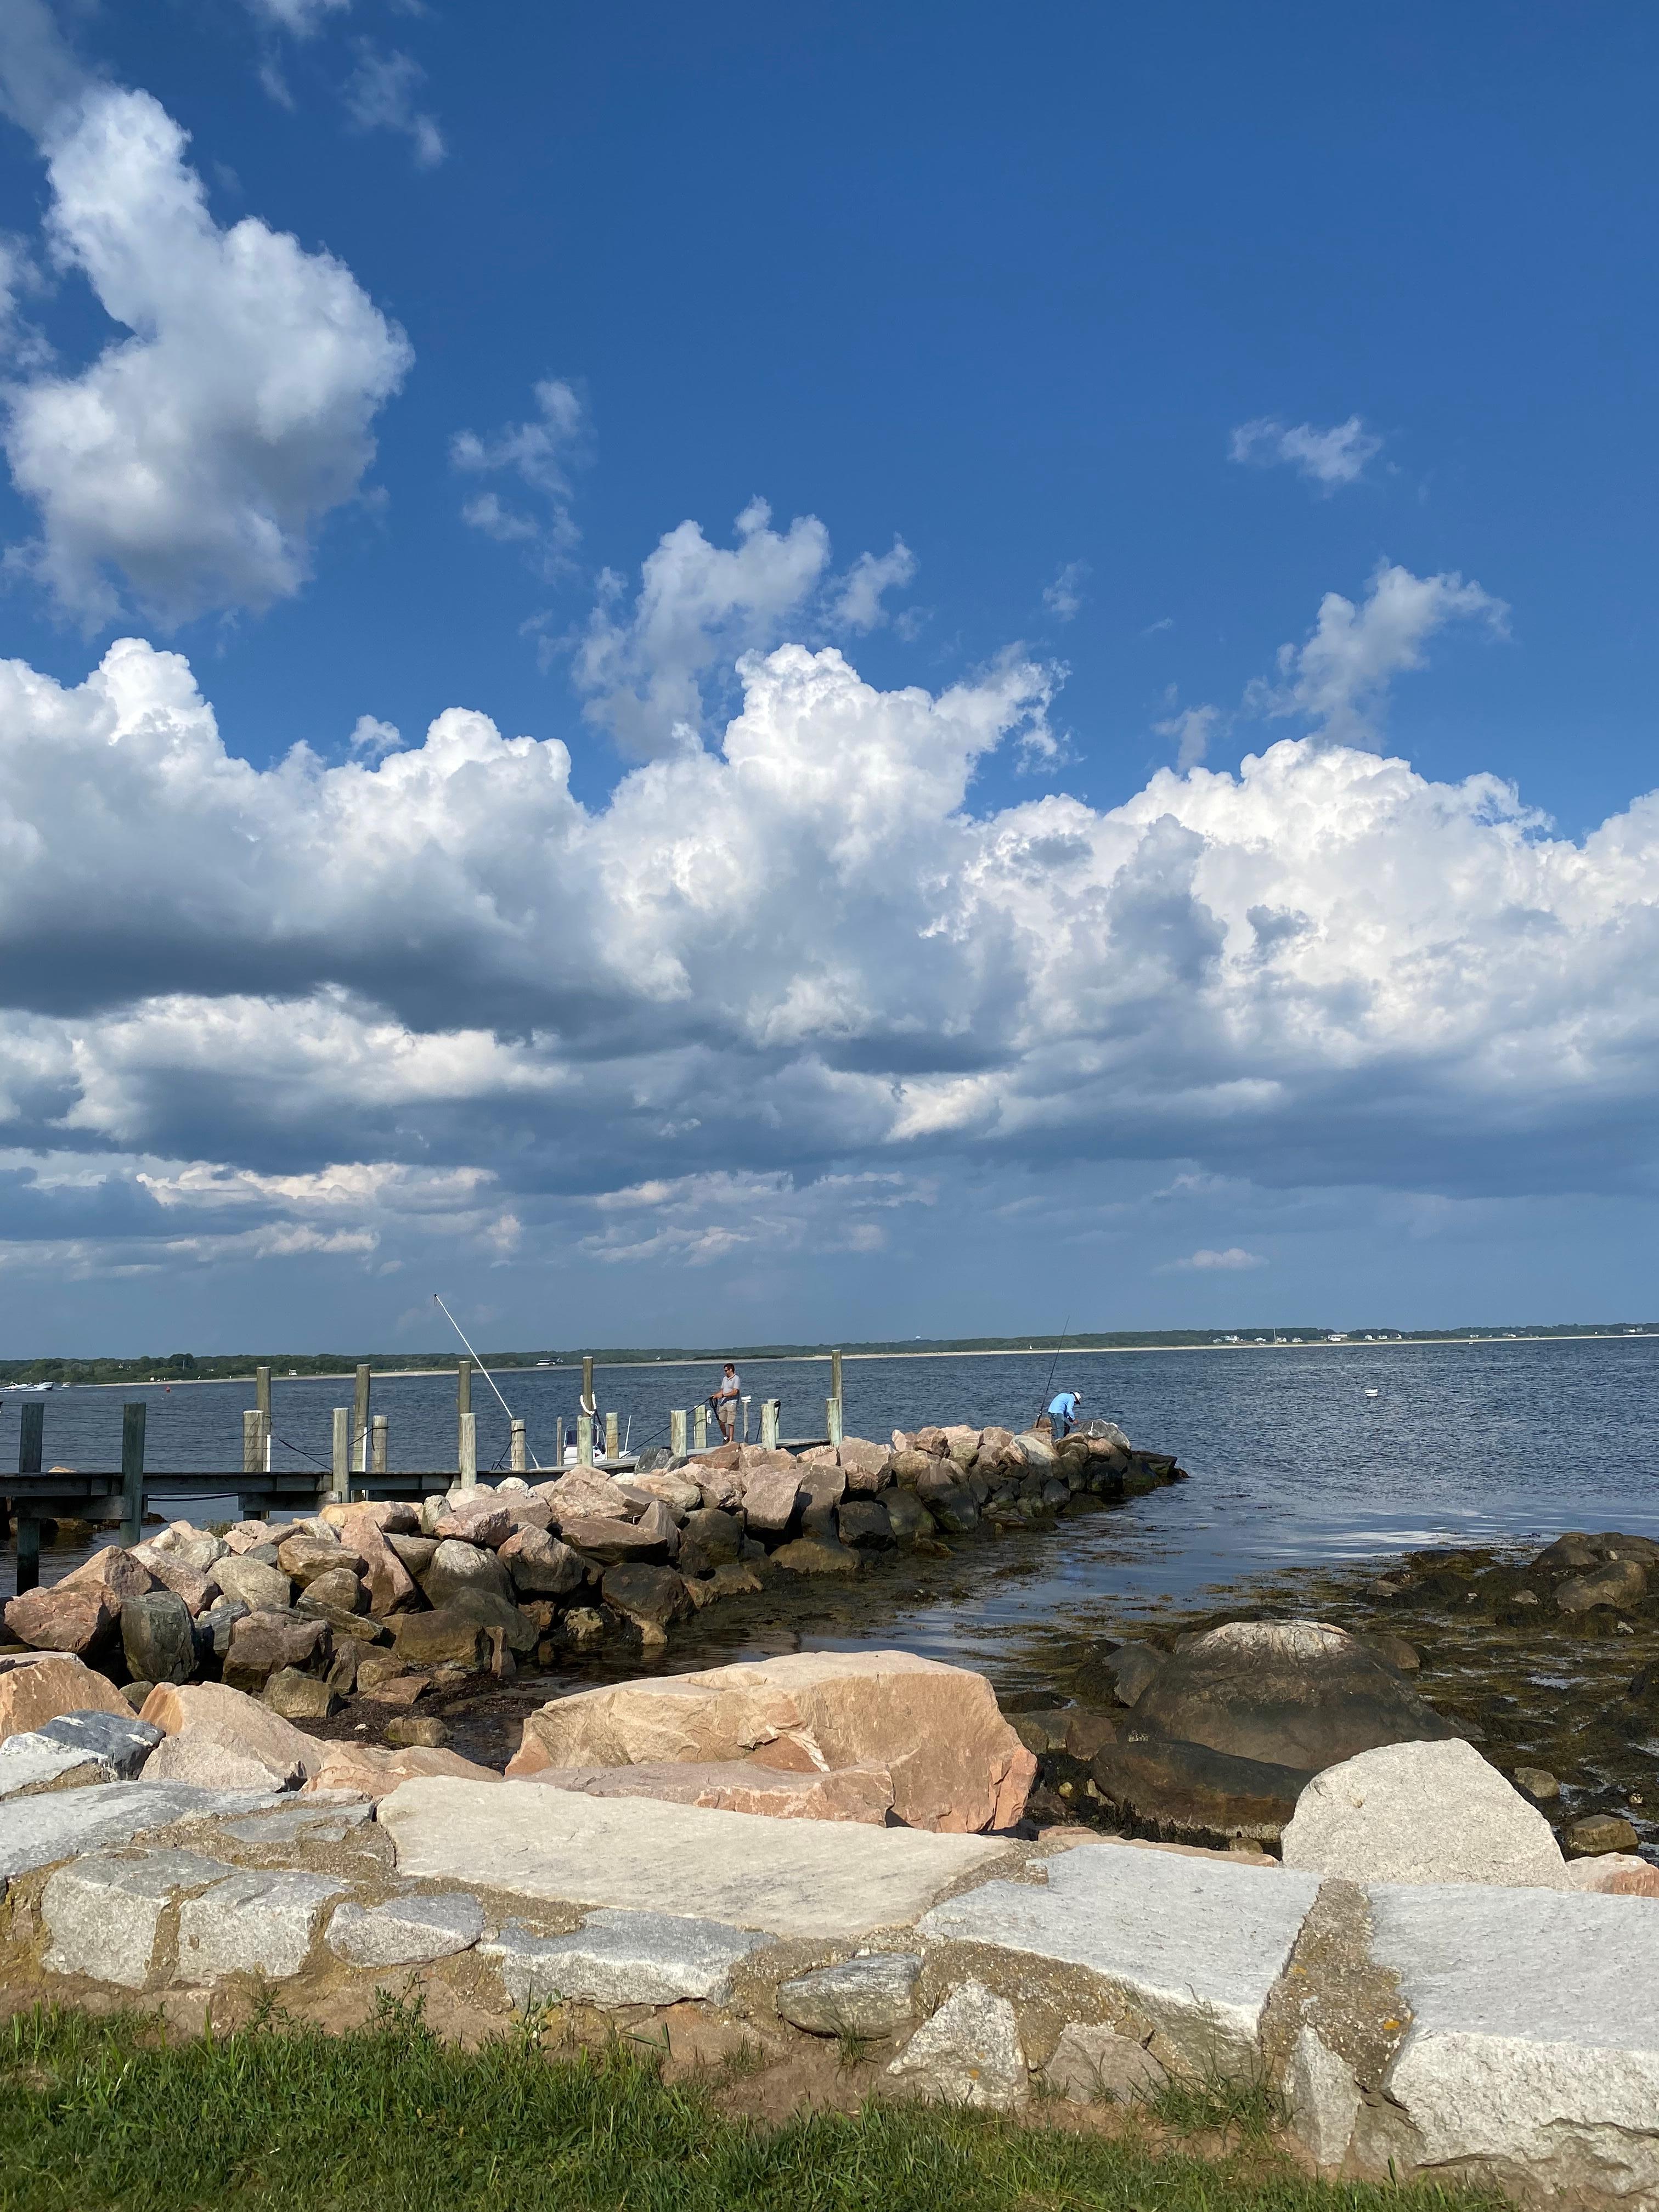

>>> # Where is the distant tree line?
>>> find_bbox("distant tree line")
[0,1322,1651,1386]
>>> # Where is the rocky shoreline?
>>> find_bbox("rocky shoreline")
[1013,1528,1659,1871]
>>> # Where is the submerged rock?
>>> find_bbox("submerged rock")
[1091,1734,1312,1846]
[1132,1618,1459,1771]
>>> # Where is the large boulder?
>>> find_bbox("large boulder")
[222,1610,331,1693]
[392,1608,493,1669]
[1281,1739,1570,1888]
[737,1462,802,1537]
[337,1506,417,1615]
[498,1525,586,1595]
[838,1437,893,1494]
[0,1655,130,1743]
[300,1740,501,1800]
[419,1538,513,1609]
[433,1498,515,1548]
[213,1555,291,1614]
[537,1471,633,1526]
[556,1515,670,1566]
[1090,1735,1313,1847]
[676,1508,743,1574]
[142,1730,304,1792]
[507,1651,1035,1833]
[1132,1620,1459,1771]
[296,1566,365,1617]
[1555,1560,1647,1615]
[4,1581,117,1657]
[601,1564,691,1635]
[127,1548,216,1616]
[121,1592,196,1684]
[627,1470,702,1516]
[63,1545,155,1604]
[524,1759,895,1823]
[276,1534,364,1588]
[139,1680,325,1779]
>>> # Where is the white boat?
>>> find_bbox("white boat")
[5,1380,53,1392]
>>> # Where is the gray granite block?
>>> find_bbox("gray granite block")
[42,1848,235,1989]
[327,1892,485,1967]
[176,1868,348,1982]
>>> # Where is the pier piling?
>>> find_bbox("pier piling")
[330,1408,350,1503]
[120,1401,145,1547]
[459,1410,477,1488]
[353,1364,371,1475]
[510,1417,527,1473]
[15,1401,42,1594]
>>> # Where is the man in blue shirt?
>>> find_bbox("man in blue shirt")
[1048,1389,1081,1439]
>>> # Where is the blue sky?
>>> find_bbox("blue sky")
[0,0,1655,1351]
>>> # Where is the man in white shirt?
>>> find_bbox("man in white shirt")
[712,1362,741,1442]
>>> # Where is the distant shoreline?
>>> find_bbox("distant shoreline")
[37,1327,1659,1390]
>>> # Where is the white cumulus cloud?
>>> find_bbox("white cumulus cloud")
[570,499,918,757]
[1230,414,1383,489]
[1,80,410,625]
[1249,561,1506,747]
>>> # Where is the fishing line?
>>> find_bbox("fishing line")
[433,1294,544,1471]
[1037,1316,1072,1428]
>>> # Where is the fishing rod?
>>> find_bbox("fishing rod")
[1036,1314,1071,1428]
[433,1293,543,1472]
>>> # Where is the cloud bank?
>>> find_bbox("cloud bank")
[0,580,1655,1289]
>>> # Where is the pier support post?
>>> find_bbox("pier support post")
[826,1396,843,1448]
[242,1410,266,1475]
[353,1364,371,1474]
[670,1409,687,1457]
[741,1395,751,1442]
[15,1401,43,1595]
[577,1413,593,1466]
[605,1410,619,1460]
[456,1358,472,1470]
[831,1347,843,1402]
[459,1412,477,1488]
[760,1399,780,1450]
[371,1413,388,1477]
[510,1418,527,1473]
[331,1408,351,1503]
[255,1365,272,1471]
[693,1403,708,1451]
[120,1401,146,1547]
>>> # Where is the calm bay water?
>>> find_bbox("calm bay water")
[5,1339,1656,1640]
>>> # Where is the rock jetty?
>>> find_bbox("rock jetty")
[1,1420,1184,1711]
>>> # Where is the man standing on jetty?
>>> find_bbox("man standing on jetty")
[1048,1387,1082,1439]
[712,1362,741,1442]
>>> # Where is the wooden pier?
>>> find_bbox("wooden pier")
[3,1348,848,1593]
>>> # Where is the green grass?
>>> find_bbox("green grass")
[0,2000,1500,2212]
